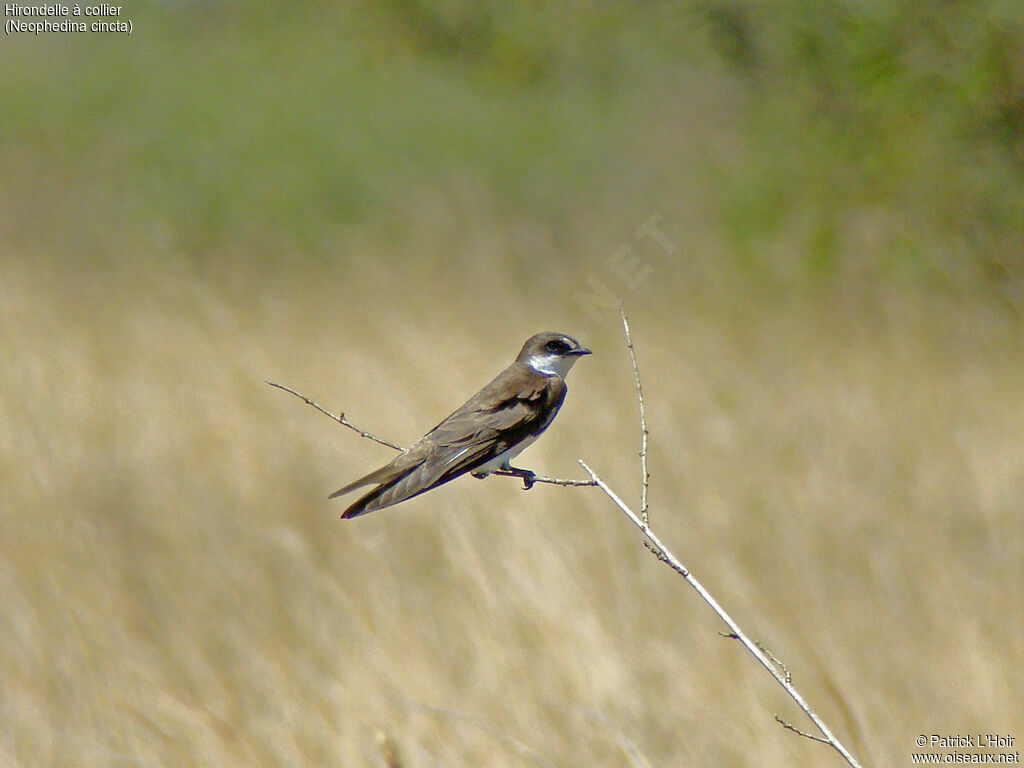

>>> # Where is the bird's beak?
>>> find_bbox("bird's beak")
[574,346,593,356]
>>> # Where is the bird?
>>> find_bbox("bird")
[330,331,592,518]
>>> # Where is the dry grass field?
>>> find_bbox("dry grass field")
[2,235,1022,767]
[3,3,1023,765]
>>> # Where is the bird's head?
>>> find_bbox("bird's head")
[517,331,592,377]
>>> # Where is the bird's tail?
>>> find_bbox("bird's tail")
[338,485,393,518]
[331,459,447,519]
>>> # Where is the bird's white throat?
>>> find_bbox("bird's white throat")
[527,352,580,378]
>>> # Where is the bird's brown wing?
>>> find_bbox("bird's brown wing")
[422,364,566,477]
[335,364,566,518]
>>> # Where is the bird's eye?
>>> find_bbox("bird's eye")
[546,339,569,353]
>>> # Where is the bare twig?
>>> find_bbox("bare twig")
[578,460,864,768]
[491,469,597,488]
[619,304,650,525]
[266,380,595,489]
[265,380,403,451]
[722,635,793,684]
[758,641,793,685]
[775,716,833,745]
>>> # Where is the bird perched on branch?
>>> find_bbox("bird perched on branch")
[330,331,591,518]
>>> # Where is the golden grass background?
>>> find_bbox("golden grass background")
[3,2,1024,765]
[3,232,1022,766]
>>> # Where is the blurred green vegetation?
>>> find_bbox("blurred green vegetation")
[2,0,1022,298]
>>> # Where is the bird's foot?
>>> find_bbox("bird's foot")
[502,464,537,490]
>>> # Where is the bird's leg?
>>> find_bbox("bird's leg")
[501,462,537,490]
[471,463,537,489]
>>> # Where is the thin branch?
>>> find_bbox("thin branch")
[578,460,864,768]
[266,380,594,489]
[491,469,597,488]
[757,641,793,685]
[619,304,650,525]
[265,380,403,451]
[722,635,793,684]
[775,716,833,745]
